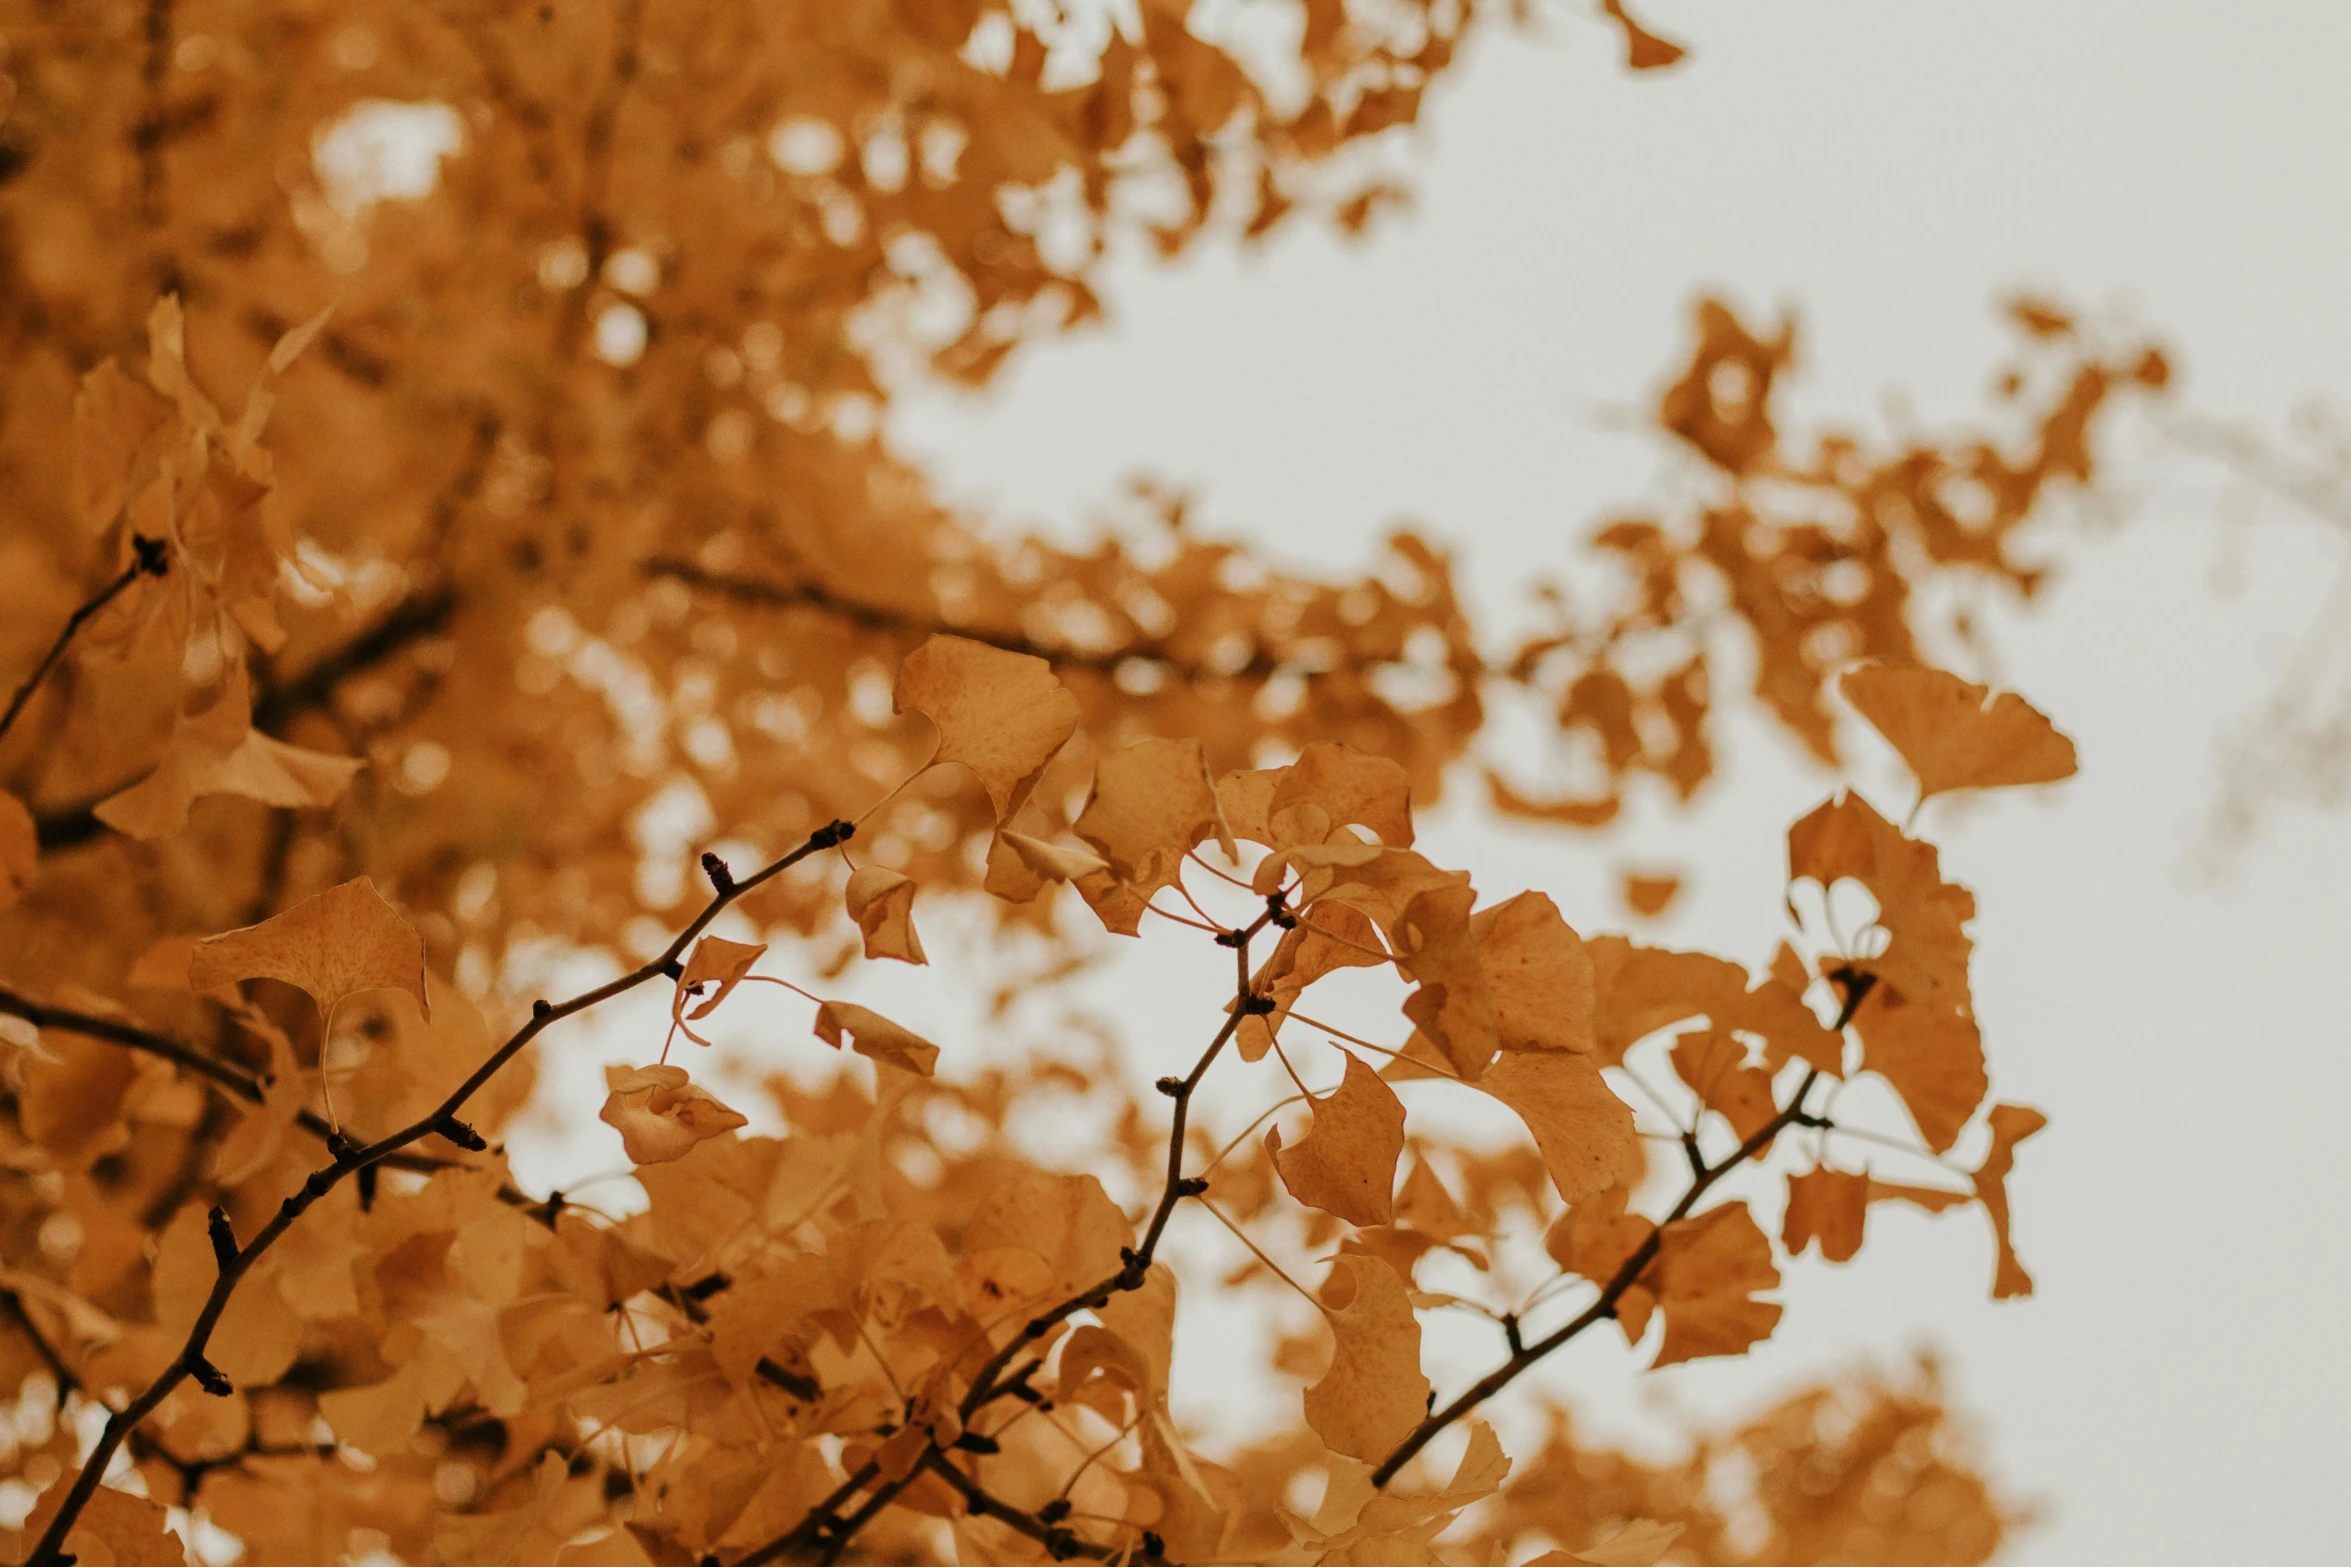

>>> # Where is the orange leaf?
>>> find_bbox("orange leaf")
[1668,1029,1778,1145]
[187,876,427,1021]
[1074,736,1226,901]
[1601,0,1687,71]
[1788,791,1976,1020]
[894,634,1078,821]
[598,1063,750,1165]
[844,866,927,966]
[673,933,768,1041]
[1269,1051,1406,1227]
[1479,1048,1641,1204]
[1474,890,1596,1054]
[1782,1166,1868,1263]
[1972,1103,2048,1299]
[1841,663,2077,802]
[1620,869,1681,918]
[1854,988,1986,1154]
[1651,1202,1782,1366]
[1302,1254,1429,1461]
[812,999,940,1076]
[1269,742,1415,847]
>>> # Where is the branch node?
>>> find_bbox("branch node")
[658,957,685,980]
[1153,1076,1182,1098]
[532,998,553,1019]
[1140,1531,1166,1560]
[1212,927,1246,948]
[1036,1500,1071,1525]
[1265,890,1298,929]
[1238,992,1277,1016]
[810,819,856,850]
[326,1129,362,1165]
[186,1354,231,1397]
[130,533,169,576]
[1175,1176,1209,1199]
[700,850,734,893]
[1680,1130,1706,1179]
[434,1115,488,1152]
[206,1206,238,1272]
[950,1432,1000,1454]
[302,1167,336,1199]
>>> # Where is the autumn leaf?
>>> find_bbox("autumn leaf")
[1479,1049,1642,1204]
[188,876,428,1020]
[1271,742,1415,847]
[18,1031,138,1163]
[1650,1202,1782,1366]
[1572,1518,1686,1567]
[1074,736,1228,901]
[997,829,1109,885]
[1269,1051,1406,1226]
[672,934,768,1043]
[93,671,364,840]
[843,865,927,965]
[23,1480,184,1567]
[1620,869,1681,918]
[1602,0,1688,71]
[1974,1102,2049,1298]
[1668,1029,1779,1144]
[1788,791,1976,1020]
[812,999,940,1076]
[1841,662,2078,801]
[1303,1254,1430,1461]
[1474,890,1596,1054]
[598,1063,750,1165]
[1853,987,1986,1154]
[894,634,1078,821]
[1783,1166,1868,1263]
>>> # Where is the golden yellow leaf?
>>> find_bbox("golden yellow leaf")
[1601,0,1687,71]
[598,1063,750,1165]
[1788,791,1976,1020]
[1271,742,1415,847]
[24,1479,183,1567]
[843,865,927,965]
[1841,662,2078,801]
[1269,1051,1406,1226]
[1573,1518,1686,1567]
[1668,1029,1778,1145]
[1473,890,1595,1054]
[997,829,1110,885]
[1651,1202,1782,1366]
[812,999,940,1076]
[93,672,363,840]
[894,634,1078,821]
[189,876,427,1021]
[1074,736,1225,901]
[1478,1049,1642,1204]
[1620,869,1682,918]
[673,933,768,1042]
[1302,1254,1429,1461]
[1782,1166,1868,1263]
[1854,988,1986,1154]
[1396,883,1501,1079]
[1973,1102,2049,1299]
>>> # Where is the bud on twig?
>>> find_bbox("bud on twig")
[206,1206,238,1271]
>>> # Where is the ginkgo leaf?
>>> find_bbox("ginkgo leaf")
[1841,662,2078,801]
[1478,1049,1642,1204]
[24,1479,184,1567]
[1302,1254,1429,1461]
[1271,742,1415,847]
[812,999,939,1076]
[1668,1029,1778,1144]
[1621,869,1681,918]
[1854,988,1986,1154]
[1601,0,1687,71]
[1073,736,1225,899]
[894,634,1078,821]
[1973,1102,2049,1299]
[598,1064,750,1165]
[1396,883,1501,1079]
[998,829,1110,884]
[1473,890,1595,1054]
[1782,1166,1868,1263]
[1572,1519,1686,1567]
[1269,1051,1406,1226]
[94,671,364,840]
[673,933,767,1041]
[1867,1177,1974,1213]
[1650,1202,1782,1366]
[1788,791,1976,1020]
[843,865,927,965]
[188,876,428,1020]
[0,789,34,911]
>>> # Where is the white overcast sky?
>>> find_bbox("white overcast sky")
[865,3,2351,1562]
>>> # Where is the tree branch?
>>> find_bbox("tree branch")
[20,816,859,1567]
[0,540,167,750]
[1368,1067,1825,1487]
[251,586,461,736]
[921,1449,1169,1564]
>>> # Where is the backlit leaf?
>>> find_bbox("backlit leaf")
[1841,662,2078,801]
[1270,1051,1407,1226]
[189,876,428,1020]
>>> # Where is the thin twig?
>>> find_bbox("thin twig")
[0,543,166,749]
[20,818,859,1567]
[1368,1068,1824,1487]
